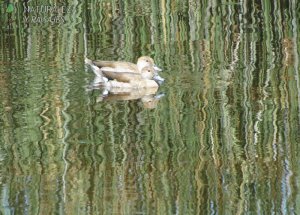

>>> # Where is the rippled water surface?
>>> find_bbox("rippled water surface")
[1,1,300,214]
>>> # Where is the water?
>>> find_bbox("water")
[0,0,300,214]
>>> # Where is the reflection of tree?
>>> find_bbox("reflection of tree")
[0,0,299,214]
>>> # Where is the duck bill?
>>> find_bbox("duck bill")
[154,64,162,72]
[153,74,165,83]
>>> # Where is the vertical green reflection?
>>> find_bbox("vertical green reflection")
[0,0,300,214]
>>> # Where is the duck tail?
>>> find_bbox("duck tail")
[93,76,107,84]
[85,58,104,78]
[85,58,93,65]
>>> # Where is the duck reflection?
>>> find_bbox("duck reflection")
[97,90,164,109]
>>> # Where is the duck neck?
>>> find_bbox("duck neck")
[137,62,147,72]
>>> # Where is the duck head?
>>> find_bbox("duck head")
[141,66,165,84]
[140,66,155,80]
[137,56,162,72]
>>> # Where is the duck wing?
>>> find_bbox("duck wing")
[92,60,139,73]
[102,70,143,83]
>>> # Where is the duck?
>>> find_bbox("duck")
[91,56,162,73]
[101,66,159,90]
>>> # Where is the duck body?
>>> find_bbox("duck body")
[105,79,158,90]
[92,56,161,73]
[100,66,155,82]
[92,60,139,73]
[102,67,158,90]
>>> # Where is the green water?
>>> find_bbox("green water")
[0,0,300,214]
